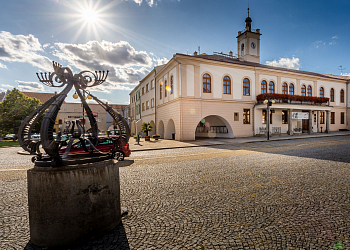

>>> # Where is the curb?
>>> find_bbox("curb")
[17,133,350,155]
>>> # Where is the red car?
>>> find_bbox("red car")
[58,136,131,161]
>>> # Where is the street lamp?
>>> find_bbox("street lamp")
[263,99,275,140]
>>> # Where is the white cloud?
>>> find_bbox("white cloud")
[1,84,13,88]
[343,73,350,76]
[266,57,300,70]
[16,80,45,92]
[124,100,130,104]
[0,31,52,71]
[52,40,168,92]
[0,62,7,69]
[332,35,338,39]
[43,43,50,49]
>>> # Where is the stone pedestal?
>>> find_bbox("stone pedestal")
[27,159,121,248]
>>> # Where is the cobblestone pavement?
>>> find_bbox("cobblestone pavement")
[1,136,350,249]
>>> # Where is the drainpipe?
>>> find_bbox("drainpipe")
[173,55,182,140]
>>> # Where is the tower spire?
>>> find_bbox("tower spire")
[245,7,252,32]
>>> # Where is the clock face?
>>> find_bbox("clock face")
[251,42,256,49]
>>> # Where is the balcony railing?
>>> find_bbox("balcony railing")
[257,93,330,106]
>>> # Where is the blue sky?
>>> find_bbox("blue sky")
[0,0,349,104]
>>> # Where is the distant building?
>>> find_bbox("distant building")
[129,9,350,140]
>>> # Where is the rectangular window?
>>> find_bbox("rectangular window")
[282,110,288,124]
[243,109,250,124]
[146,84,149,92]
[73,108,78,112]
[63,108,68,112]
[142,103,145,111]
[151,80,154,89]
[331,112,335,124]
[146,101,149,110]
[341,112,345,124]
[234,112,239,121]
[142,87,145,95]
[151,98,154,108]
[320,112,325,124]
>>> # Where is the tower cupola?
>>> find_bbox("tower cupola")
[236,8,262,63]
[245,8,252,32]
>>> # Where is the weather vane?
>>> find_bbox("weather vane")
[18,61,130,167]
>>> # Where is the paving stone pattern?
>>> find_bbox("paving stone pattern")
[1,137,350,249]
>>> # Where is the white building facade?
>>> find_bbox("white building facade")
[130,12,350,141]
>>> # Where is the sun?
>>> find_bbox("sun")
[81,8,99,24]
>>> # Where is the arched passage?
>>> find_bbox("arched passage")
[166,119,176,140]
[158,120,164,139]
[195,115,234,139]
[150,120,155,137]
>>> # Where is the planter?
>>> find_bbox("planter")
[145,136,150,141]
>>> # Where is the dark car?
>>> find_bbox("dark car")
[59,136,131,161]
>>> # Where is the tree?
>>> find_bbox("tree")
[0,88,43,139]
[141,122,153,136]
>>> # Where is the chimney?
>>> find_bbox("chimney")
[256,29,260,34]
[193,51,198,56]
[229,51,233,56]
[238,31,242,36]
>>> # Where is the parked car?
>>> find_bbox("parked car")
[4,134,16,140]
[58,136,130,161]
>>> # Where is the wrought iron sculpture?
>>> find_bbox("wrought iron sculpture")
[18,61,130,167]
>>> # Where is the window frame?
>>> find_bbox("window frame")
[289,83,294,95]
[261,80,267,94]
[160,82,162,100]
[243,78,250,96]
[320,87,324,97]
[341,112,345,124]
[320,112,325,124]
[340,89,344,103]
[142,87,145,95]
[301,85,306,96]
[146,101,149,110]
[151,80,155,89]
[282,110,288,124]
[170,76,174,94]
[142,103,145,111]
[269,81,275,94]
[223,76,231,94]
[203,73,211,93]
[331,112,335,124]
[243,109,250,124]
[330,88,334,102]
[282,82,288,95]
[165,80,167,97]
[146,84,149,92]
[151,98,154,108]
[307,85,312,97]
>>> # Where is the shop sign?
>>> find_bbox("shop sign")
[292,112,309,119]
[84,112,98,117]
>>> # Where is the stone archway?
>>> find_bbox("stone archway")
[166,119,176,140]
[150,120,155,137]
[158,120,164,139]
[195,115,234,139]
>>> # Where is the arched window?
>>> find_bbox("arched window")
[301,85,306,96]
[320,87,324,97]
[164,80,167,97]
[241,44,244,55]
[261,80,267,94]
[289,83,294,95]
[223,76,231,94]
[330,88,334,102]
[282,82,288,94]
[243,78,250,96]
[160,82,162,99]
[307,85,312,97]
[340,89,344,103]
[269,81,275,94]
[170,76,174,94]
[203,74,211,93]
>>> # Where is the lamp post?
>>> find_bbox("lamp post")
[263,99,275,140]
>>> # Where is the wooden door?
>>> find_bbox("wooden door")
[302,119,309,132]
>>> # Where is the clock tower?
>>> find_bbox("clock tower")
[237,8,261,64]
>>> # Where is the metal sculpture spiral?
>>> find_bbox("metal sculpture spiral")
[18,61,130,167]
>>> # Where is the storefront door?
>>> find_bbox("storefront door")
[302,119,309,133]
